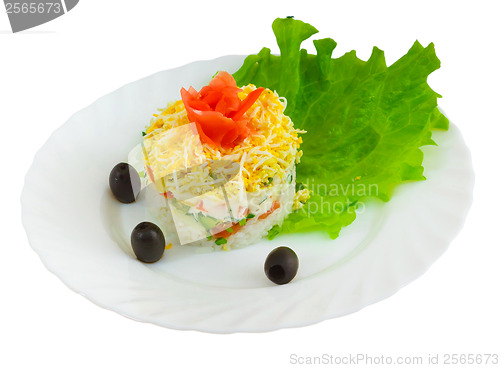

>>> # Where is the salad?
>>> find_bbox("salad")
[109,17,448,282]
[141,70,307,250]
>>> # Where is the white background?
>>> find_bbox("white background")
[1,1,499,367]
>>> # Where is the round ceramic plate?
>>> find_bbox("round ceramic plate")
[21,56,474,333]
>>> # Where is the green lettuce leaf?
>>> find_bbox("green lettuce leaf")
[233,18,449,239]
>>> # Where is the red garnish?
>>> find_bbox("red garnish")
[213,201,281,241]
[180,71,264,148]
[162,191,174,199]
[214,222,244,239]
[146,165,155,184]
[258,201,281,220]
[195,200,207,212]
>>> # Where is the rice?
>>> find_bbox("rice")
[143,165,296,251]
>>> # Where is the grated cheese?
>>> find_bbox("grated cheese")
[145,85,305,193]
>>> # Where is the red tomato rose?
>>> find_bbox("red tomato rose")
[180,71,264,148]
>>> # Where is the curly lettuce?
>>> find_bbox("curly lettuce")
[234,18,449,239]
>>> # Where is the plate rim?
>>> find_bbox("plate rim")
[20,56,475,333]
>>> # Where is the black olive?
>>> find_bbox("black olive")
[131,222,165,263]
[264,246,299,285]
[109,162,141,203]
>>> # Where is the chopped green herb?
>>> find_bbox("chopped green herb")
[197,213,220,230]
[206,235,213,241]
[214,237,227,245]
[267,224,281,240]
[246,213,256,219]
[239,218,247,226]
[267,177,274,185]
[142,131,147,136]
[226,227,234,233]
[172,199,190,213]
[348,200,358,207]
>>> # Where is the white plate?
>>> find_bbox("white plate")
[21,56,474,333]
